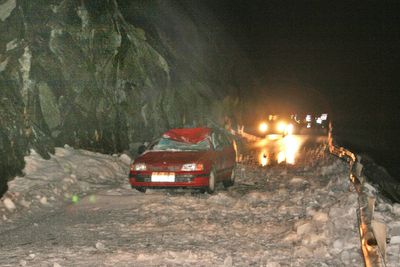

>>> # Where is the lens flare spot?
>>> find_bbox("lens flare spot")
[72,195,79,204]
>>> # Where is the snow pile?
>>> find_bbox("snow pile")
[0,145,130,222]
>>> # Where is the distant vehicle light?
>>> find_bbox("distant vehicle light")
[321,113,328,120]
[277,122,287,132]
[259,122,268,133]
[286,123,294,135]
[133,163,147,171]
[316,118,322,124]
[306,115,312,122]
[181,163,204,171]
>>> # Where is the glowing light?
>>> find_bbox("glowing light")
[259,122,268,133]
[260,151,268,166]
[316,118,322,124]
[277,122,286,132]
[286,124,294,135]
[267,134,280,141]
[257,134,302,166]
[72,195,79,203]
[283,135,299,165]
[277,151,285,163]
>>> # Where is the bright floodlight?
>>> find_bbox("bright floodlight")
[259,122,268,133]
[277,122,286,132]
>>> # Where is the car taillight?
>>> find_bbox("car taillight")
[181,163,204,171]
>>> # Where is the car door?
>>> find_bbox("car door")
[211,131,225,177]
[220,133,236,172]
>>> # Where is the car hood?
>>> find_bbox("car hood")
[136,150,210,165]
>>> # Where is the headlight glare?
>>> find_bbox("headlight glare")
[259,122,268,133]
[277,122,287,132]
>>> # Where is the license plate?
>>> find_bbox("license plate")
[151,172,175,182]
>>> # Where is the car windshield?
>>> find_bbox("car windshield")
[151,138,211,151]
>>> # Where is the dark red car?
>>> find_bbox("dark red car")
[129,127,236,193]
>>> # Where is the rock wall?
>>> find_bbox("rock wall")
[0,0,252,194]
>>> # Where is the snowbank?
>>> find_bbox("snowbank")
[0,145,130,222]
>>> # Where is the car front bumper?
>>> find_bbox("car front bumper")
[129,172,210,188]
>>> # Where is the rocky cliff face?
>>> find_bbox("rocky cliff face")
[0,0,252,194]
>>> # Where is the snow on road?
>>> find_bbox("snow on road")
[0,145,399,266]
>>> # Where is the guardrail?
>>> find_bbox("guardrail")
[231,123,387,266]
[328,124,386,267]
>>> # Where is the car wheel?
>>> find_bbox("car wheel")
[206,169,216,194]
[223,166,236,188]
[135,187,146,193]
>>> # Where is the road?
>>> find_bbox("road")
[0,135,363,267]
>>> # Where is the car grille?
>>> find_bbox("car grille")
[146,165,181,172]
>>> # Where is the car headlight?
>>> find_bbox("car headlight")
[277,122,287,132]
[181,163,204,171]
[259,122,268,133]
[132,163,147,171]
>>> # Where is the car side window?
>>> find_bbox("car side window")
[220,133,232,146]
[212,132,223,150]
[212,131,232,149]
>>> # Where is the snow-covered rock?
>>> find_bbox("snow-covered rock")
[313,211,328,222]
[39,196,48,205]
[3,198,16,212]
[223,255,232,267]
[95,241,106,251]
[392,203,400,216]
[297,222,314,236]
[119,154,132,165]
[294,247,313,258]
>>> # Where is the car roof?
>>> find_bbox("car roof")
[162,128,212,144]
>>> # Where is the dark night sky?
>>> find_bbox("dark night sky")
[204,0,400,177]
[205,0,400,124]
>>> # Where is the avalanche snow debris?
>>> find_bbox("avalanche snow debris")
[296,222,314,236]
[0,146,398,266]
[390,236,400,244]
[313,211,329,222]
[393,203,400,216]
[95,241,106,251]
[1,147,129,221]
[3,198,16,212]
[39,196,48,205]
[119,154,132,165]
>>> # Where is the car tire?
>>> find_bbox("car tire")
[135,187,146,193]
[223,166,236,188]
[206,169,216,194]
